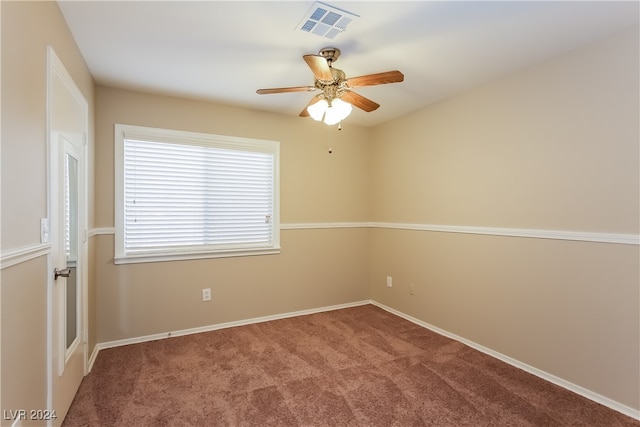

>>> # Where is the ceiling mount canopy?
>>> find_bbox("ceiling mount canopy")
[257,47,404,126]
[318,47,340,66]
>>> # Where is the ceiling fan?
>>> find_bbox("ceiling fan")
[256,47,404,125]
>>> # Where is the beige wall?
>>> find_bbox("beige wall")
[94,86,372,342]
[94,229,371,342]
[1,1,95,424]
[370,26,639,233]
[0,258,48,425]
[369,26,639,409]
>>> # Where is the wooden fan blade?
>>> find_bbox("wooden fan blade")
[345,70,404,88]
[299,94,324,117]
[303,55,333,81]
[340,91,380,112]
[257,86,316,94]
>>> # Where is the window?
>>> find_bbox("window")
[115,124,280,264]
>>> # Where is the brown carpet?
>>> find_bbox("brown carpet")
[63,304,639,426]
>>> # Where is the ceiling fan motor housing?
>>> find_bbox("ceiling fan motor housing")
[315,70,347,104]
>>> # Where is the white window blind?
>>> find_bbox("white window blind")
[115,124,280,263]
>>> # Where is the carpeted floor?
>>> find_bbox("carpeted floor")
[63,304,639,426]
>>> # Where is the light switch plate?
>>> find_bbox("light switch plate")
[41,218,50,243]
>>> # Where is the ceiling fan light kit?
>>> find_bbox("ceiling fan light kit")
[257,47,404,127]
[308,98,353,125]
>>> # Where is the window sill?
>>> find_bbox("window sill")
[114,247,281,265]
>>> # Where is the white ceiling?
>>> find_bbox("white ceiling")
[57,1,639,127]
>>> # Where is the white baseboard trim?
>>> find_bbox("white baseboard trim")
[370,301,640,421]
[87,343,100,373]
[93,299,370,352]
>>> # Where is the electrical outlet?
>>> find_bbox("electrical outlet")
[386,276,393,288]
[409,283,415,295]
[202,288,211,302]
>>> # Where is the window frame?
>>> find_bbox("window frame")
[114,124,280,264]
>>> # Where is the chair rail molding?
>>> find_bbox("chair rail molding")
[1,243,51,269]
[369,222,639,245]
[89,223,639,245]
[283,222,639,245]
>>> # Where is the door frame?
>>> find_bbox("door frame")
[46,45,89,423]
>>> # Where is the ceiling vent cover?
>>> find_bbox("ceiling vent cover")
[296,2,359,39]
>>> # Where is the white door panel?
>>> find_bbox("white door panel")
[47,47,88,427]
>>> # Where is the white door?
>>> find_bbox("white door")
[47,47,88,426]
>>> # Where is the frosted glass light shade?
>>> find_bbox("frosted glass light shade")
[307,99,328,121]
[306,98,352,125]
[323,99,352,125]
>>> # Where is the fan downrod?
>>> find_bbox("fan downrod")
[319,47,340,66]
